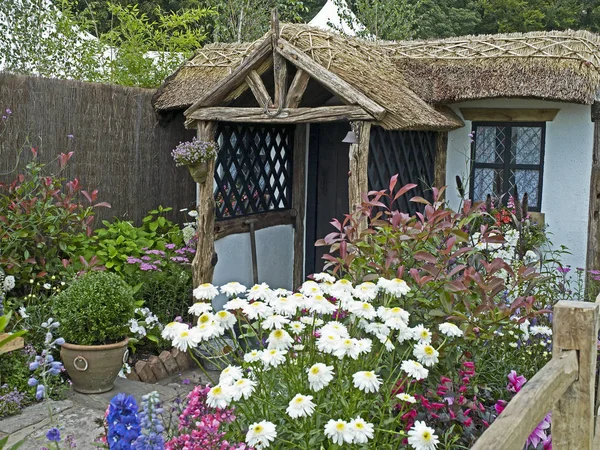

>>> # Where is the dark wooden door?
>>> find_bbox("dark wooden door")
[305,122,350,276]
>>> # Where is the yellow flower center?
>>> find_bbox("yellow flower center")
[180,331,189,337]
[365,372,373,378]
[423,431,431,441]
[335,423,346,431]
[213,387,222,394]
[199,314,211,323]
[311,367,320,375]
[362,303,370,309]
[424,346,434,356]
[294,397,304,403]
[254,425,263,433]
[273,330,283,338]
[420,331,429,339]
[201,283,211,288]
[355,422,364,429]
[217,311,228,318]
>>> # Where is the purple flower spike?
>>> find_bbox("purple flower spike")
[46,428,61,442]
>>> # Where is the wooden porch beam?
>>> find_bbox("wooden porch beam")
[245,70,273,108]
[276,38,387,121]
[292,124,308,288]
[434,132,448,189]
[348,122,372,217]
[185,35,273,115]
[285,69,311,108]
[191,121,218,288]
[586,107,600,276]
[271,10,287,108]
[186,106,373,126]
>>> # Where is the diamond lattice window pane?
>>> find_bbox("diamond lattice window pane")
[512,169,540,208]
[472,168,504,202]
[511,127,541,164]
[214,124,293,219]
[474,126,505,163]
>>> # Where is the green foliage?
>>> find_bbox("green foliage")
[88,206,183,275]
[52,271,135,345]
[0,349,31,399]
[99,3,212,87]
[0,153,106,295]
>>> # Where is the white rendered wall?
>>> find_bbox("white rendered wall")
[446,99,593,270]
[212,224,295,309]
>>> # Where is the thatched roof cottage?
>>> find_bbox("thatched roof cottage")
[153,18,600,293]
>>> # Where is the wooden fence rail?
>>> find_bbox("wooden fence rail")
[472,300,599,450]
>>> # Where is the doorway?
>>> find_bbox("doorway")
[304,122,350,276]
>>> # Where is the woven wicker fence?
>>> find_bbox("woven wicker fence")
[0,72,196,225]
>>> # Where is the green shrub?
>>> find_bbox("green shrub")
[52,271,135,345]
[88,206,184,276]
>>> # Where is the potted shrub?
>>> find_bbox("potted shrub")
[52,271,135,394]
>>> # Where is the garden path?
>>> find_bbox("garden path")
[0,368,220,449]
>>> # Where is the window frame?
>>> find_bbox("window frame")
[469,121,546,212]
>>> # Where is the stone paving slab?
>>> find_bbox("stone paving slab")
[0,367,221,449]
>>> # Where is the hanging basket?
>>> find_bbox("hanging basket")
[187,161,209,184]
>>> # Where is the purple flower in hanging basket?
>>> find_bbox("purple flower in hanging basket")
[171,138,219,167]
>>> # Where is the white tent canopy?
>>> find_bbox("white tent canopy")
[308,0,366,36]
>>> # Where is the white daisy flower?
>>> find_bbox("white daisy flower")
[333,278,353,293]
[307,294,337,315]
[188,302,213,316]
[193,283,219,301]
[365,322,390,338]
[220,281,247,297]
[214,310,237,330]
[349,301,377,320]
[349,416,374,444]
[324,419,353,445]
[307,363,334,392]
[412,324,432,344]
[246,420,277,449]
[313,272,335,283]
[288,321,306,334]
[172,328,203,352]
[353,282,379,302]
[378,277,411,296]
[356,338,373,355]
[286,393,316,419]
[397,393,417,403]
[300,280,322,296]
[530,325,552,336]
[266,329,294,350]
[397,325,414,344]
[261,349,287,368]
[261,314,290,330]
[519,319,531,341]
[18,306,29,319]
[271,296,298,316]
[231,378,256,401]
[219,365,244,385]
[223,297,249,311]
[352,371,382,393]
[316,334,341,354]
[413,343,440,367]
[196,321,224,341]
[247,283,272,301]
[242,301,273,320]
[161,321,188,340]
[380,306,410,323]
[244,349,262,363]
[439,322,463,337]
[320,321,350,338]
[333,338,361,359]
[299,316,324,327]
[197,312,215,326]
[408,420,439,450]
[401,360,429,380]
[206,384,233,409]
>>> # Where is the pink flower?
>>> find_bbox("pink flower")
[527,413,551,448]
[507,370,527,393]
[494,399,507,415]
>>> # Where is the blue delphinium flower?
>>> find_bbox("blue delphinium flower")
[133,391,164,450]
[46,427,61,442]
[107,393,141,450]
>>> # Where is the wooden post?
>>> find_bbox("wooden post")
[271,10,287,108]
[191,121,218,288]
[434,131,448,189]
[552,300,599,450]
[292,124,307,288]
[348,122,372,214]
[586,104,600,275]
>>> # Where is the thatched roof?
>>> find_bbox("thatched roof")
[153,27,600,130]
[385,30,600,104]
[153,24,464,131]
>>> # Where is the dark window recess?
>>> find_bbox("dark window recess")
[368,127,437,215]
[214,123,293,220]
[470,122,545,211]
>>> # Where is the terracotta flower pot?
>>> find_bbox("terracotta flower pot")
[60,339,129,394]
[188,161,209,184]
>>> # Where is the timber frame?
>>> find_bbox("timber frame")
[185,10,381,287]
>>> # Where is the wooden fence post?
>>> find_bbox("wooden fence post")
[552,300,599,450]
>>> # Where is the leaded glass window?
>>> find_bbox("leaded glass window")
[470,122,545,211]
